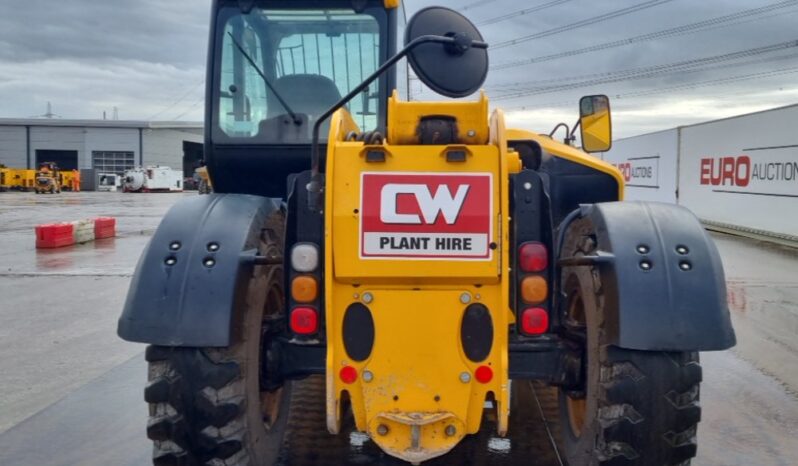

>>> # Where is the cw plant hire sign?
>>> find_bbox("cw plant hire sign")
[359,172,493,259]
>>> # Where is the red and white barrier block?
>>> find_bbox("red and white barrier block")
[35,217,116,249]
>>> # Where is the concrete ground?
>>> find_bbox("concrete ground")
[0,191,797,465]
[0,191,187,433]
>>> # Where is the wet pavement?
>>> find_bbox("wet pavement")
[1,191,797,465]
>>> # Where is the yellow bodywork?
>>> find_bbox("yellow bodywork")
[322,92,621,464]
[324,92,513,463]
[505,128,624,200]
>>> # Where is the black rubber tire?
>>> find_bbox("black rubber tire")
[558,217,702,466]
[143,216,291,466]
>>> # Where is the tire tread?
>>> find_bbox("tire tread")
[560,218,702,466]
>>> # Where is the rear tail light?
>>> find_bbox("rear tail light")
[290,307,318,334]
[291,276,318,303]
[521,307,549,335]
[519,242,548,272]
[291,243,319,272]
[521,276,548,303]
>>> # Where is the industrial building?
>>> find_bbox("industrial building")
[0,119,203,187]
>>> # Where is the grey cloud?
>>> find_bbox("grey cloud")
[0,0,209,66]
[0,0,796,136]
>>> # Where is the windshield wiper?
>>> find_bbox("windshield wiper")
[227,32,302,125]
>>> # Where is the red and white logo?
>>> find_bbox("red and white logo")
[360,172,493,259]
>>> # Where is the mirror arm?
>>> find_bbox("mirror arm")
[306,35,488,212]
[549,122,571,142]
[567,118,581,146]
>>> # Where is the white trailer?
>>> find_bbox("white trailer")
[600,129,679,204]
[97,173,122,192]
[678,104,798,241]
[123,166,183,193]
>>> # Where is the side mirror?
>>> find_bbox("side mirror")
[579,95,612,153]
[405,7,488,98]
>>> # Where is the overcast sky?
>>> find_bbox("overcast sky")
[1,0,797,139]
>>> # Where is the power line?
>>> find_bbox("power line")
[502,66,798,111]
[171,95,205,120]
[492,40,798,92]
[146,80,204,121]
[491,0,798,70]
[613,67,798,99]
[492,0,677,50]
[494,51,798,99]
[462,0,501,11]
[477,0,573,27]
[490,40,798,100]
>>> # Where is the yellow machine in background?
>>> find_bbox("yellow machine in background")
[58,170,81,192]
[7,169,35,191]
[34,162,61,194]
[0,166,9,191]
[195,165,212,194]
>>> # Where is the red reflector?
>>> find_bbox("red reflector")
[519,242,548,272]
[475,365,493,384]
[340,366,358,384]
[521,307,549,335]
[290,307,318,335]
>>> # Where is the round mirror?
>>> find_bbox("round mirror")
[405,7,488,98]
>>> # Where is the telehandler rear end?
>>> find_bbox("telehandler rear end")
[119,1,735,464]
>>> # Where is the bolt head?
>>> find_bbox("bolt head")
[679,261,692,271]
[362,292,374,304]
[362,370,374,383]
[639,260,652,270]
[467,130,476,137]
[523,182,532,190]
[636,244,649,254]
[459,372,471,383]
[459,292,472,304]
[165,257,177,266]
[169,242,181,251]
[377,424,389,436]
[676,245,689,255]
[204,258,216,268]
[207,242,220,252]
[445,425,457,437]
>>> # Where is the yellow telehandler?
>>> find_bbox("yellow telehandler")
[119,2,735,464]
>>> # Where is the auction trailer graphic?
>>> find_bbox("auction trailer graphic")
[360,172,493,260]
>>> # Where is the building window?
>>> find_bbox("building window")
[92,151,135,175]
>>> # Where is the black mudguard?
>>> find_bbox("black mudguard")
[567,201,736,351]
[117,193,281,347]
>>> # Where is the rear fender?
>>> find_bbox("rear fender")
[117,194,281,347]
[562,201,736,351]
